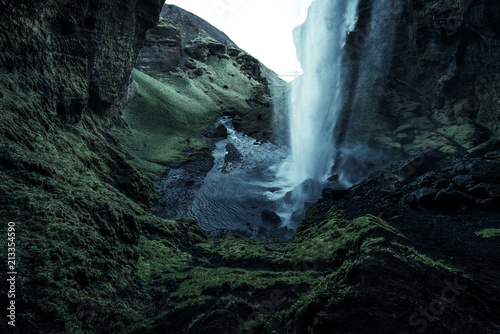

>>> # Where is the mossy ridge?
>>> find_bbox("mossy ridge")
[0,103,161,333]
[133,209,470,334]
[214,232,287,267]
[281,222,471,334]
[475,228,500,238]
[115,69,218,178]
[283,213,405,265]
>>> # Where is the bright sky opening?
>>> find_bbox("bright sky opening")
[165,0,313,82]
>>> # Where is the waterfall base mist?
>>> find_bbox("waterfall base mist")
[273,0,360,224]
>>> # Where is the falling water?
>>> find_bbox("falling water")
[274,0,359,225]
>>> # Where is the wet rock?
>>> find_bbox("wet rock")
[213,124,228,138]
[414,187,438,206]
[322,188,349,200]
[467,184,491,199]
[224,143,242,164]
[434,188,477,211]
[193,68,205,76]
[452,161,469,174]
[185,58,197,70]
[207,40,226,56]
[452,174,477,189]
[261,209,282,225]
[328,174,339,181]
[184,39,208,61]
[396,149,442,180]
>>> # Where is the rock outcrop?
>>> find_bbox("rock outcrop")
[0,0,164,332]
[331,0,500,154]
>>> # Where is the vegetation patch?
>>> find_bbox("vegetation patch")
[475,228,500,238]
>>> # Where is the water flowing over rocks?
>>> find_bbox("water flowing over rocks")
[155,117,294,239]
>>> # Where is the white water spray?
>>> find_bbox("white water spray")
[275,0,359,224]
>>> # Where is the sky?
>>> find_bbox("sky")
[165,0,314,81]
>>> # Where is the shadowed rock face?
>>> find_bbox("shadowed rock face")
[0,0,163,124]
[330,0,500,153]
[0,0,164,332]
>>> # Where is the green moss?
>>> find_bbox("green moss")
[115,69,218,177]
[283,214,404,264]
[284,259,355,321]
[475,229,500,238]
[137,236,192,279]
[169,267,314,310]
[385,241,471,279]
[215,232,286,263]
[438,123,483,150]
[0,101,162,333]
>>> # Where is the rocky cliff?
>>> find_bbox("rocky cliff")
[334,0,500,154]
[0,0,164,332]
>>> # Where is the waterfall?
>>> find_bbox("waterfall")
[275,0,359,225]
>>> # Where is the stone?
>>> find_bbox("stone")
[213,124,228,138]
[136,19,182,73]
[470,160,500,184]
[224,143,242,164]
[207,40,226,56]
[184,40,208,62]
[185,58,197,70]
[322,188,349,200]
[414,187,438,206]
[434,189,477,211]
[193,68,205,76]
[261,209,282,225]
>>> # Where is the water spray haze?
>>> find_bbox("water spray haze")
[277,0,359,224]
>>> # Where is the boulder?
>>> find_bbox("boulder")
[322,188,349,200]
[207,40,226,56]
[185,58,197,70]
[224,143,242,164]
[470,160,500,184]
[213,124,228,138]
[434,188,477,211]
[185,40,208,61]
[261,209,282,225]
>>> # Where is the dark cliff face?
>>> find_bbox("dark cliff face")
[0,0,163,124]
[328,0,500,154]
[0,0,164,332]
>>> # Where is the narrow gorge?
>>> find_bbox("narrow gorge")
[1,1,499,334]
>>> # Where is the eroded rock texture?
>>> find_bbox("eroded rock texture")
[0,0,164,332]
[333,0,500,153]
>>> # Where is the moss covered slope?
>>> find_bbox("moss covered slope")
[119,4,288,177]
